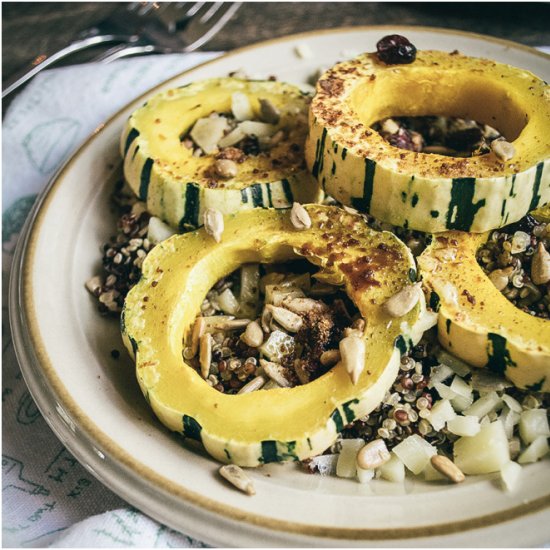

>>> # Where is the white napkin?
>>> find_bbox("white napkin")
[2,52,219,548]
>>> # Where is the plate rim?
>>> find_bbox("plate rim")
[10,24,550,543]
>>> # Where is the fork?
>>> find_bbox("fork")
[2,2,193,99]
[93,2,241,63]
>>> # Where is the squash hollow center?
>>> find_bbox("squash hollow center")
[352,69,527,142]
[184,258,363,393]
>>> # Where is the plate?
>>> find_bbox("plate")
[10,26,550,547]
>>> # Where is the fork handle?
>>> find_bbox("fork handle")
[2,34,130,99]
[95,44,164,63]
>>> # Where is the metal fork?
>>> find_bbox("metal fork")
[2,2,194,98]
[93,2,241,63]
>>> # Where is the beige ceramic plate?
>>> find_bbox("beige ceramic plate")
[10,26,550,547]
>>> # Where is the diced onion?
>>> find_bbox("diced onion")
[393,435,436,475]
[502,394,522,413]
[450,375,473,399]
[218,126,246,148]
[147,216,177,244]
[434,382,457,401]
[238,120,276,138]
[309,454,339,476]
[428,399,456,431]
[377,454,405,482]
[500,461,522,491]
[451,393,474,413]
[357,466,375,484]
[454,421,510,474]
[231,92,254,121]
[463,391,501,418]
[190,116,228,154]
[500,406,521,440]
[436,349,472,377]
[336,439,364,478]
[519,409,550,445]
[217,288,240,315]
[517,436,550,464]
[447,415,481,437]
[428,364,454,388]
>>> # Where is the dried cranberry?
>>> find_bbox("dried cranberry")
[376,35,417,65]
[388,129,415,151]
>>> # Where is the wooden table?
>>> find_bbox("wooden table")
[3,2,549,110]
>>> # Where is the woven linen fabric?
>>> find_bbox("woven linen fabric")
[2,52,219,548]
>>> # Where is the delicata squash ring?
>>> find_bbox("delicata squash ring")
[121,78,322,230]
[306,50,550,233]
[419,231,550,392]
[121,205,434,466]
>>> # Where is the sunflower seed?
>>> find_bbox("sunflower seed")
[241,320,264,348]
[339,334,365,385]
[290,202,312,230]
[383,283,421,318]
[85,275,102,295]
[237,375,267,394]
[356,439,391,470]
[293,359,311,385]
[320,349,341,367]
[214,159,238,179]
[531,242,550,285]
[219,464,256,495]
[269,305,303,332]
[260,359,291,387]
[261,306,273,333]
[199,333,213,379]
[430,455,465,483]
[191,317,206,356]
[282,297,329,314]
[488,266,513,291]
[491,139,515,161]
[203,208,224,243]
[212,318,251,331]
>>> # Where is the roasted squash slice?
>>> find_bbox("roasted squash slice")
[306,50,550,233]
[121,78,322,230]
[121,205,435,466]
[419,231,550,391]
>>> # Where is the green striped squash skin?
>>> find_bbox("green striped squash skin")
[307,123,550,233]
[436,304,549,392]
[121,79,322,231]
[419,233,550,392]
[138,344,404,467]
[120,205,435,466]
[305,50,550,233]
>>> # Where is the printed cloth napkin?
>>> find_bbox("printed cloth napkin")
[2,52,219,548]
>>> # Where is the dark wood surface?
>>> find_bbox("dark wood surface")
[3,2,550,109]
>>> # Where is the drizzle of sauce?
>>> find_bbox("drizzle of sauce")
[339,246,402,290]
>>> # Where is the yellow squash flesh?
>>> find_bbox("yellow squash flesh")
[419,231,550,391]
[306,50,550,233]
[121,78,322,230]
[122,205,435,466]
